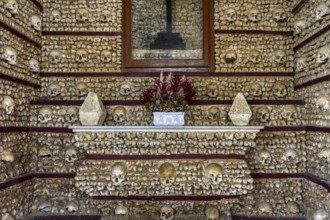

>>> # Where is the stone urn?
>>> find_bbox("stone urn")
[153,112,185,126]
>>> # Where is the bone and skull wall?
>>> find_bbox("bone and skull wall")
[1,0,330,219]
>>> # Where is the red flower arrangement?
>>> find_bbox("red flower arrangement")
[143,72,196,112]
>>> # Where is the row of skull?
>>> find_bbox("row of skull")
[295,46,330,71]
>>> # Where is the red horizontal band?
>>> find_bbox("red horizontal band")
[215,30,293,36]
[87,154,245,160]
[42,31,122,36]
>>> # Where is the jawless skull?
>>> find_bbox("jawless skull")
[257,149,271,164]
[101,10,112,22]
[224,49,237,63]
[64,147,78,163]
[0,150,15,163]
[248,9,261,23]
[205,206,220,220]
[294,20,307,35]
[273,8,288,22]
[273,50,286,64]
[318,148,330,163]
[29,58,40,72]
[256,106,270,123]
[224,8,236,22]
[282,149,299,164]
[205,163,223,184]
[1,95,15,115]
[257,201,273,214]
[282,105,298,122]
[76,83,88,97]
[47,83,61,97]
[316,46,330,64]
[3,46,17,65]
[248,49,262,64]
[4,0,18,15]
[49,49,63,64]
[119,84,132,96]
[50,9,61,22]
[65,106,79,123]
[38,107,53,124]
[316,97,330,110]
[111,162,126,185]
[113,106,127,123]
[206,82,219,98]
[287,202,300,214]
[249,82,263,97]
[159,162,175,186]
[315,3,330,21]
[207,106,220,121]
[160,206,174,220]
[76,8,89,22]
[100,50,112,63]
[76,49,88,63]
[295,57,307,72]
[31,15,42,31]
[115,205,128,216]
[272,82,288,98]
[66,200,79,213]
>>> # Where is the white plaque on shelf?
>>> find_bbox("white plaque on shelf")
[153,112,185,126]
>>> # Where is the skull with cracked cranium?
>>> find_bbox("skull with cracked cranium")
[2,46,17,65]
[38,107,53,124]
[1,95,15,115]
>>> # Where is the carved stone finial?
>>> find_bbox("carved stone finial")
[79,92,106,126]
[228,93,252,126]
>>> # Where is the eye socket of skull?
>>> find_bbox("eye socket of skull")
[224,8,236,22]
[225,50,237,63]
[50,9,61,22]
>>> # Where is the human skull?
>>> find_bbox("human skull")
[3,46,17,65]
[50,9,61,22]
[76,83,88,97]
[316,97,330,110]
[257,149,271,164]
[64,147,78,163]
[256,106,270,123]
[224,49,237,63]
[272,82,288,98]
[282,149,299,164]
[49,49,63,64]
[316,46,330,64]
[273,50,286,64]
[224,8,236,22]
[38,147,52,159]
[119,84,132,96]
[248,49,262,64]
[205,163,223,184]
[101,10,112,22]
[115,205,128,216]
[257,201,273,214]
[75,49,88,63]
[249,82,262,97]
[207,106,220,121]
[282,105,297,122]
[273,8,288,22]
[318,148,330,163]
[100,50,112,63]
[47,83,61,97]
[313,209,328,220]
[248,9,261,23]
[38,107,53,124]
[287,202,300,214]
[1,95,15,115]
[31,15,42,31]
[4,0,18,15]
[294,20,307,35]
[111,162,126,185]
[160,206,174,220]
[315,3,330,21]
[204,205,220,220]
[66,200,79,213]
[29,58,40,72]
[206,82,219,98]
[37,199,51,213]
[65,106,79,123]
[113,106,127,123]
[159,162,175,186]
[76,8,89,22]
[0,150,15,163]
[295,57,307,72]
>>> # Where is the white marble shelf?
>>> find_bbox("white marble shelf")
[70,126,264,133]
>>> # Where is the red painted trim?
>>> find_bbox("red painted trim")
[302,173,330,193]
[232,215,307,220]
[0,20,41,49]
[26,216,101,220]
[93,195,240,201]
[292,0,309,14]
[295,74,330,90]
[261,126,306,132]
[306,126,330,133]
[29,127,73,133]
[250,173,302,179]
[42,31,122,36]
[30,0,43,11]
[215,30,293,36]
[294,24,330,52]
[0,127,29,132]
[40,72,295,78]
[31,173,76,178]
[0,72,41,89]
[0,173,31,190]
[87,154,245,160]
